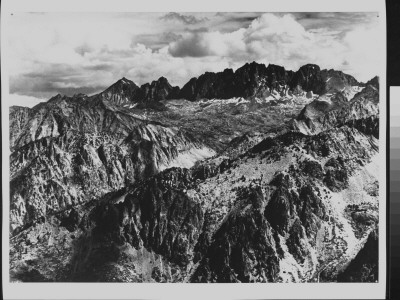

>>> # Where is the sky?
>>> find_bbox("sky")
[7,12,381,106]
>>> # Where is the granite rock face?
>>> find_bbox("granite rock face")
[178,62,360,101]
[138,77,181,102]
[9,62,379,283]
[9,106,32,149]
[71,168,204,280]
[9,96,214,236]
[69,123,379,283]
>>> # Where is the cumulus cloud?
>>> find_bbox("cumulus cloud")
[167,13,380,81]
[6,12,381,105]
[169,29,246,58]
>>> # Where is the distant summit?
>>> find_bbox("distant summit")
[137,76,180,102]
[178,61,362,101]
[99,77,140,106]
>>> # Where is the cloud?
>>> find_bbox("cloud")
[8,94,47,108]
[125,46,230,86]
[160,12,208,25]
[9,43,231,100]
[168,29,247,58]
[168,14,318,63]
[9,63,113,99]
[131,32,182,51]
[340,26,381,81]
[167,13,380,81]
[7,12,381,104]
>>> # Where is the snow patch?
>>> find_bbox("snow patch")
[343,86,365,101]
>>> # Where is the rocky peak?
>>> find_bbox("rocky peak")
[324,69,358,84]
[235,61,268,79]
[177,61,363,101]
[365,76,379,89]
[48,93,65,102]
[289,64,326,94]
[116,77,136,86]
[100,77,140,105]
[106,77,138,92]
[299,63,321,72]
[179,68,236,100]
[156,76,171,85]
[137,76,180,102]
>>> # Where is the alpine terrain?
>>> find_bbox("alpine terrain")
[9,61,380,283]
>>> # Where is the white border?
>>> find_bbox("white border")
[1,0,387,299]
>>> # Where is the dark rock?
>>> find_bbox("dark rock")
[301,159,324,179]
[264,186,295,235]
[60,208,80,232]
[337,229,378,282]
[286,218,309,264]
[324,157,349,192]
[289,64,326,95]
[192,187,280,283]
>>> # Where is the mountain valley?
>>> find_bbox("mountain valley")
[8,61,381,283]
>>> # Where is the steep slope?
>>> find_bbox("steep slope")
[289,77,379,136]
[9,96,215,236]
[337,229,378,282]
[9,106,32,149]
[289,64,326,95]
[136,77,180,102]
[99,77,140,106]
[63,121,379,283]
[10,94,146,151]
[98,76,180,106]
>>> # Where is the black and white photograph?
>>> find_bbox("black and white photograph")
[1,0,387,299]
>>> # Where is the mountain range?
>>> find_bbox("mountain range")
[9,61,380,283]
[33,61,363,107]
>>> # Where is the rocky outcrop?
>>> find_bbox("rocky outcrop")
[179,68,236,100]
[98,76,180,105]
[192,186,280,283]
[9,106,32,148]
[289,64,326,95]
[365,76,379,89]
[70,168,204,281]
[137,77,180,102]
[289,66,360,96]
